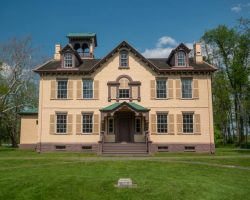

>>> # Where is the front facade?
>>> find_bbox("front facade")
[20,33,216,154]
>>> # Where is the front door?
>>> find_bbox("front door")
[118,117,131,142]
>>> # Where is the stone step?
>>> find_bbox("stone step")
[102,143,148,155]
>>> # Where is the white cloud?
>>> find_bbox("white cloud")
[156,36,177,48]
[231,3,250,13]
[231,5,242,12]
[141,36,194,58]
[142,47,173,58]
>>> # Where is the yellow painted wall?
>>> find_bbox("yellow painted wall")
[20,115,38,144]
[31,51,214,145]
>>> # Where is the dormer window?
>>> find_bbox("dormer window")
[177,51,186,66]
[64,53,73,68]
[120,50,128,68]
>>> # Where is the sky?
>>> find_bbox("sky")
[0,0,249,59]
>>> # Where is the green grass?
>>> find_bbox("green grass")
[0,147,249,200]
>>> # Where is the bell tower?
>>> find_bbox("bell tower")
[66,33,97,59]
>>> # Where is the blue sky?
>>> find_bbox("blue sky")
[0,0,249,59]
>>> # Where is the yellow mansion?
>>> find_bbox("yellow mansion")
[19,33,216,154]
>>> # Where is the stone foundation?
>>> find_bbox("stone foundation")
[19,143,37,150]
[148,143,215,154]
[19,142,215,154]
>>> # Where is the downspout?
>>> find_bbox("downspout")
[38,75,44,153]
[207,74,213,154]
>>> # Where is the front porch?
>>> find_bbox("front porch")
[99,102,150,154]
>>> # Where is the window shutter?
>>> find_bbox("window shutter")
[50,80,56,99]
[111,87,116,99]
[193,79,199,99]
[177,114,183,134]
[76,114,82,135]
[151,114,156,135]
[194,114,201,134]
[67,114,73,135]
[150,80,155,99]
[68,80,73,99]
[77,80,82,99]
[168,114,174,134]
[176,79,181,99]
[168,79,173,99]
[94,80,99,99]
[132,86,138,99]
[93,114,99,135]
[49,114,55,134]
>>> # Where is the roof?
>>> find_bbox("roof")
[100,102,150,112]
[19,108,38,115]
[66,33,97,46]
[34,41,217,74]
[67,33,96,37]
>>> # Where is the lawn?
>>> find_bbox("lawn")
[0,147,249,200]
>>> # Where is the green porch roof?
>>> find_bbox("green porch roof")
[100,102,150,112]
[19,108,38,115]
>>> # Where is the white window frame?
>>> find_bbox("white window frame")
[177,51,186,66]
[56,113,67,134]
[64,53,73,68]
[182,113,194,134]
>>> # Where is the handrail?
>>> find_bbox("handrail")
[100,131,104,153]
[145,131,149,153]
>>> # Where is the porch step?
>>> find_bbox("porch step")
[102,143,148,154]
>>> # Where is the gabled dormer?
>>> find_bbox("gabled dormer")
[167,43,191,67]
[56,44,82,68]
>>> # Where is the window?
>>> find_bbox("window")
[83,80,93,99]
[64,53,73,68]
[108,118,114,133]
[118,78,130,99]
[57,80,68,99]
[56,113,67,134]
[183,113,193,133]
[120,50,128,67]
[119,89,130,98]
[182,78,192,98]
[82,114,93,133]
[156,79,167,98]
[55,145,66,150]
[157,114,168,133]
[177,51,186,66]
[135,118,141,133]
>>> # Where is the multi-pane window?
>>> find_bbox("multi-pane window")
[56,114,67,133]
[119,78,130,98]
[82,114,93,133]
[135,118,141,133]
[183,113,193,133]
[83,80,93,99]
[120,50,128,67]
[64,53,73,68]
[57,80,67,99]
[108,118,114,133]
[157,114,168,133]
[182,78,192,98]
[156,79,167,98]
[177,51,186,66]
[119,89,130,98]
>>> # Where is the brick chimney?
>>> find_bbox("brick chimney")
[54,44,61,60]
[193,43,203,63]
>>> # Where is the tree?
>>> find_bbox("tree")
[0,37,38,147]
[202,19,250,145]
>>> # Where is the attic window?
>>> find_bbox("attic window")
[120,50,128,68]
[64,53,73,68]
[177,51,186,66]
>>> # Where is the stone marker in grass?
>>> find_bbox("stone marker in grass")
[115,178,137,188]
